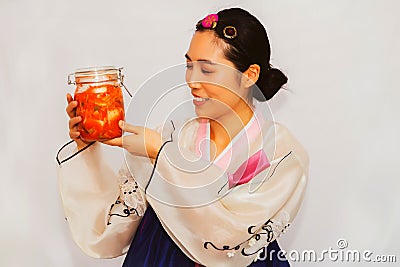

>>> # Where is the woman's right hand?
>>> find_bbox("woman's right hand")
[66,93,91,150]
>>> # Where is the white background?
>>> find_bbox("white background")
[1,0,399,266]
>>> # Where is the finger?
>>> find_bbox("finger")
[66,93,73,104]
[69,116,82,129]
[119,120,142,134]
[66,101,78,118]
[69,131,80,140]
[101,137,123,147]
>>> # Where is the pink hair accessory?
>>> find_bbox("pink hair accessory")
[201,14,218,29]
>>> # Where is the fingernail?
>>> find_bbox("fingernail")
[119,120,124,127]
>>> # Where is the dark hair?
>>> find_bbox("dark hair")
[195,7,287,101]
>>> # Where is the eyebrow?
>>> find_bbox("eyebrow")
[184,53,216,65]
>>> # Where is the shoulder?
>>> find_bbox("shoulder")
[272,121,309,174]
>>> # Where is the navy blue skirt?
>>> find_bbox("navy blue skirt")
[123,206,290,267]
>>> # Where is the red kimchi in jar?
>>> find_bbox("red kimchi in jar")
[68,66,125,142]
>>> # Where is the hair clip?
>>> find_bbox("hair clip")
[201,14,218,29]
[223,26,237,39]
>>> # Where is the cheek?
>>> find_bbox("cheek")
[212,71,239,90]
[195,85,240,118]
[206,83,243,107]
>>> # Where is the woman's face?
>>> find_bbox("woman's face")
[185,31,250,120]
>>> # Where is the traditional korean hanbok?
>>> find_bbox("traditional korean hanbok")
[57,99,309,267]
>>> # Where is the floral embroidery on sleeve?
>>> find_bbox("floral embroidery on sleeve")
[203,210,290,260]
[107,166,147,225]
[119,178,145,216]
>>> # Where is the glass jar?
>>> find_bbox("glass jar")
[68,66,125,142]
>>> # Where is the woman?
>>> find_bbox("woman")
[58,7,308,266]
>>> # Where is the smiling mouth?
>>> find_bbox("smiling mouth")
[193,97,210,102]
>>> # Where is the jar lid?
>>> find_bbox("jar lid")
[75,66,119,77]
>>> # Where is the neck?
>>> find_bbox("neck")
[209,100,254,155]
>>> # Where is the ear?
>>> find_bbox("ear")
[241,64,260,88]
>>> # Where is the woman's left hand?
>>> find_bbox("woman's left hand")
[102,120,162,159]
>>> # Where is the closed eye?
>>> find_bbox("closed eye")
[201,68,213,74]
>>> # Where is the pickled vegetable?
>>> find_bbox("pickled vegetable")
[74,84,124,141]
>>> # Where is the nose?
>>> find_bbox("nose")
[186,66,202,89]
[187,80,201,90]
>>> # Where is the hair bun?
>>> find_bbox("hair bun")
[254,67,288,101]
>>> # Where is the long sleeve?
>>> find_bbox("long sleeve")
[57,142,147,258]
